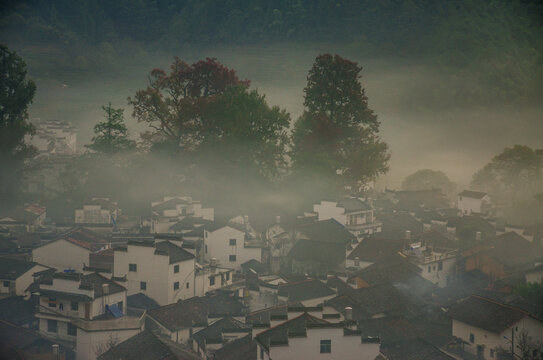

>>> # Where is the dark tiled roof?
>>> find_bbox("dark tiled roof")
[127,293,160,310]
[447,295,528,333]
[241,259,267,275]
[192,317,250,350]
[0,319,66,359]
[255,312,330,350]
[347,256,422,286]
[98,330,200,360]
[347,237,404,261]
[378,212,423,238]
[380,337,456,360]
[458,190,488,199]
[152,197,190,213]
[79,272,126,298]
[288,239,347,266]
[46,227,109,252]
[296,219,355,244]
[0,259,38,279]
[0,296,37,326]
[277,279,335,302]
[338,197,372,213]
[213,333,257,360]
[154,241,195,264]
[169,217,211,232]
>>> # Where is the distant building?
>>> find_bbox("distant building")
[448,295,543,360]
[75,198,119,224]
[0,203,47,232]
[0,259,48,296]
[29,119,77,155]
[457,190,491,216]
[113,240,196,305]
[151,196,214,234]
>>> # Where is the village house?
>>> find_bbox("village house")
[194,262,234,297]
[32,228,110,272]
[0,203,47,233]
[0,258,49,297]
[192,317,251,359]
[277,279,336,307]
[346,235,405,269]
[31,271,145,360]
[457,190,492,216]
[75,198,119,225]
[151,196,214,234]
[113,240,195,306]
[203,216,262,271]
[448,295,543,360]
[29,119,77,155]
[255,311,380,360]
[313,197,381,237]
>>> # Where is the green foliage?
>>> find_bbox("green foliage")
[402,169,456,197]
[86,103,135,154]
[0,44,37,204]
[514,281,543,307]
[291,54,389,190]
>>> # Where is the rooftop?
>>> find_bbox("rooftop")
[458,190,488,199]
[0,259,39,280]
[277,279,335,302]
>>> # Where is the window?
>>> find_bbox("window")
[59,303,64,310]
[47,319,57,333]
[48,298,57,308]
[210,276,215,286]
[225,272,230,281]
[174,264,179,273]
[229,255,236,262]
[129,263,137,272]
[117,301,123,313]
[140,281,147,290]
[71,301,79,311]
[427,266,431,273]
[67,323,77,336]
[320,339,331,353]
[186,282,190,289]
[174,281,179,290]
[469,333,475,343]
[3,281,9,287]
[438,261,443,271]
[229,238,237,246]
[260,347,264,359]
[205,244,208,253]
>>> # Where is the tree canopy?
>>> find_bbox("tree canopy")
[0,44,36,204]
[86,103,135,154]
[291,54,389,191]
[402,169,456,197]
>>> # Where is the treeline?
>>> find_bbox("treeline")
[2,0,542,62]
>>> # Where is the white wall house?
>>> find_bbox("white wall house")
[457,190,491,216]
[33,271,143,360]
[0,259,49,296]
[113,240,195,306]
[203,222,262,271]
[32,228,109,272]
[255,313,380,360]
[194,264,234,297]
[75,198,119,224]
[150,196,214,234]
[449,296,543,360]
[29,119,77,155]
[313,198,381,238]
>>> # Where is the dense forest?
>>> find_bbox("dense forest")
[1,0,543,104]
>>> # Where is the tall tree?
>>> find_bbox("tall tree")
[291,54,389,190]
[402,169,456,197]
[0,45,36,204]
[87,103,135,154]
[129,57,248,154]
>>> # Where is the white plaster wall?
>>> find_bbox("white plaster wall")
[39,317,76,343]
[167,259,195,303]
[457,196,488,215]
[33,239,91,271]
[91,292,126,318]
[314,201,346,225]
[266,327,379,360]
[526,270,543,284]
[205,227,261,270]
[16,264,49,295]
[418,256,457,288]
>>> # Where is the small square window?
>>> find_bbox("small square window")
[469,333,475,343]
[174,281,179,290]
[67,322,77,336]
[229,255,236,262]
[225,272,230,281]
[210,276,215,286]
[186,282,190,289]
[3,281,9,287]
[129,263,137,272]
[427,266,431,273]
[320,339,331,353]
[174,264,179,273]
[71,301,79,311]
[47,319,57,333]
[229,238,236,246]
[140,281,147,290]
[205,244,208,253]
[59,303,64,310]
[48,298,57,308]
[438,261,443,271]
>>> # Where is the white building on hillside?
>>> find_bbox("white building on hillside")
[151,196,214,233]
[113,240,195,305]
[457,190,491,216]
[0,259,49,296]
[75,198,119,224]
[30,119,77,155]
[203,217,262,271]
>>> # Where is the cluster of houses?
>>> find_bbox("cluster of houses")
[1,188,542,360]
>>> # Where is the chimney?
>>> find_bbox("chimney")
[405,230,411,240]
[345,307,353,321]
[354,257,360,267]
[476,231,482,242]
[52,344,59,356]
[102,283,109,295]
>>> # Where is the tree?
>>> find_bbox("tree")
[86,103,135,154]
[291,54,389,190]
[128,57,249,154]
[471,145,542,197]
[402,169,456,197]
[0,45,37,204]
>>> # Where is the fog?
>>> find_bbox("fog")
[27,43,543,190]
